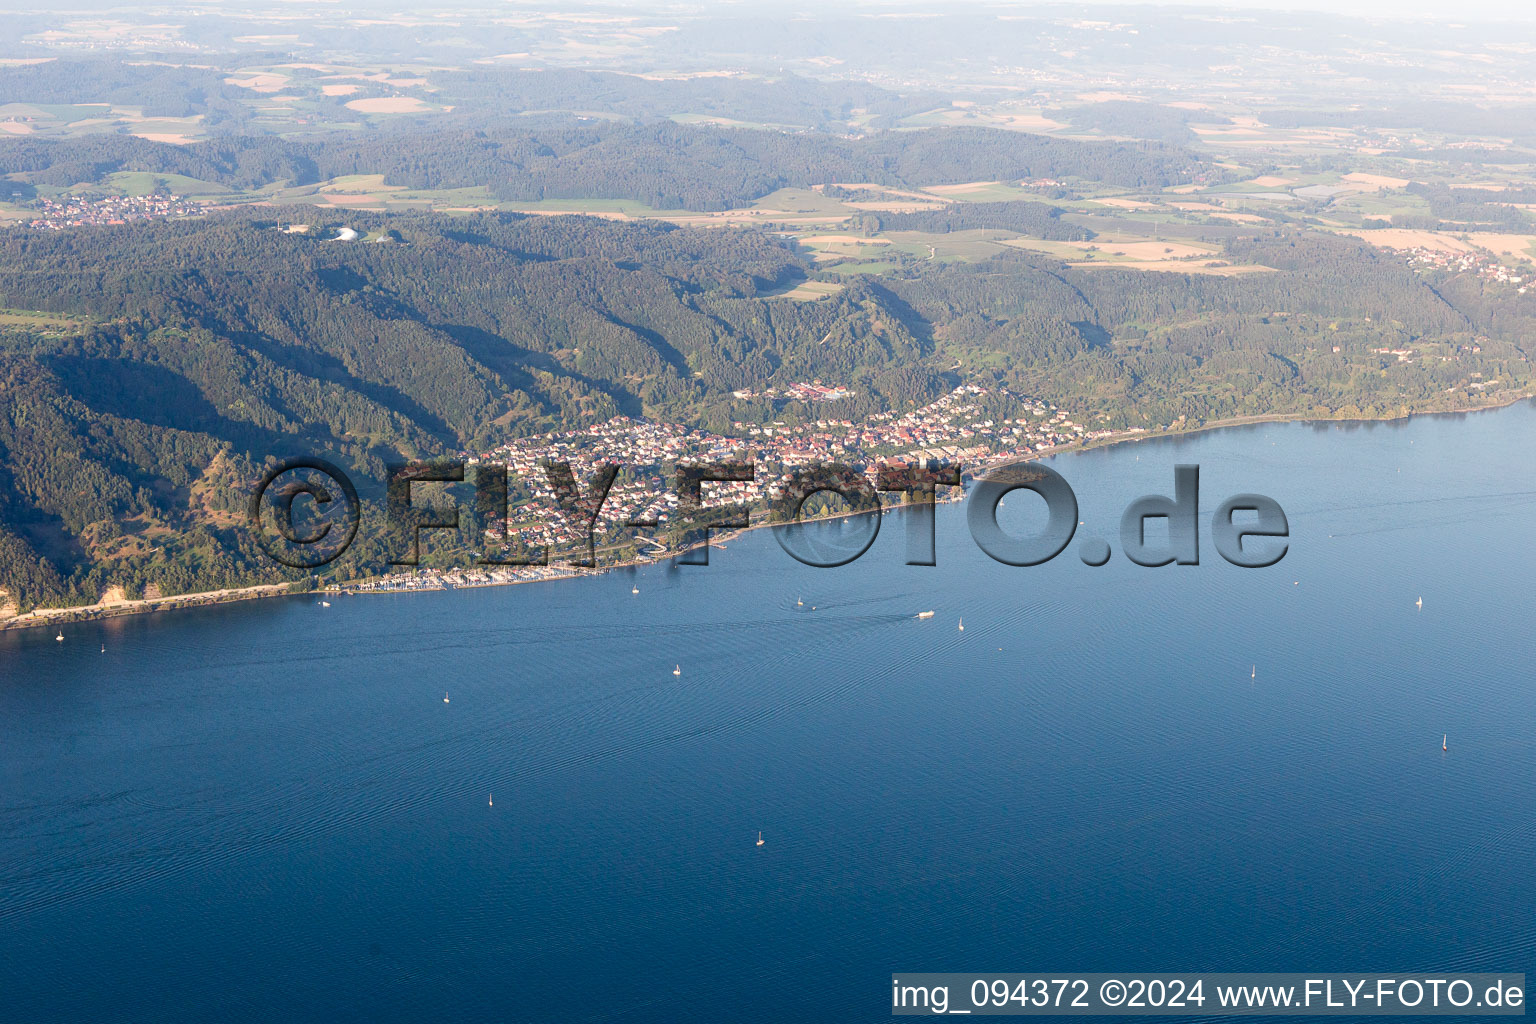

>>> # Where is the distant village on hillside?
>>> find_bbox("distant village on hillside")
[26,192,199,230]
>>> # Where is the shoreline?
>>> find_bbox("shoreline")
[0,584,297,634]
[332,490,956,599]
[974,390,1536,478]
[3,391,1529,634]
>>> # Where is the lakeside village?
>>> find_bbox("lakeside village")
[343,383,1139,595]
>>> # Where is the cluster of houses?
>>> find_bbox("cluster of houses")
[458,384,1117,560]
[1401,246,1532,295]
[784,381,854,402]
[25,193,199,230]
[343,563,582,595]
[730,380,854,402]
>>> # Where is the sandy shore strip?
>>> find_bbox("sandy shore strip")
[2,583,295,633]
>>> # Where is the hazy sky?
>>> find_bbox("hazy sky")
[1079,0,1536,20]
[12,0,1535,27]
[824,0,1536,23]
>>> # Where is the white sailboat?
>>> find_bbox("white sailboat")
[797,596,803,607]
[443,692,450,704]
[958,618,964,631]
[1416,596,1423,610]
[1443,734,1448,752]
[756,831,764,847]
[55,631,63,642]
[1251,665,1255,679]
[632,585,639,594]
[673,664,681,676]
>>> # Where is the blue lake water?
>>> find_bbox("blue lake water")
[4,404,1536,1022]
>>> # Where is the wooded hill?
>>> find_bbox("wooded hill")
[0,209,1529,610]
[0,120,1210,210]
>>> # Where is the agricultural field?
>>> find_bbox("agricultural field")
[343,97,437,114]
[1072,259,1275,276]
[1342,229,1536,259]
[797,234,894,264]
[882,228,1022,263]
[761,279,845,301]
[1002,236,1218,262]
[919,180,1050,203]
[670,113,805,131]
[901,104,1071,134]
[0,307,91,333]
[0,101,207,142]
[101,171,234,198]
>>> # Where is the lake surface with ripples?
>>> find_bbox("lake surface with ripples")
[4,403,1536,1022]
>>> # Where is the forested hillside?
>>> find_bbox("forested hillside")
[0,209,1530,611]
[0,120,1209,210]
[0,58,265,127]
[0,211,931,608]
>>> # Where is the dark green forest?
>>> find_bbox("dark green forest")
[864,201,1093,239]
[0,119,1211,210]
